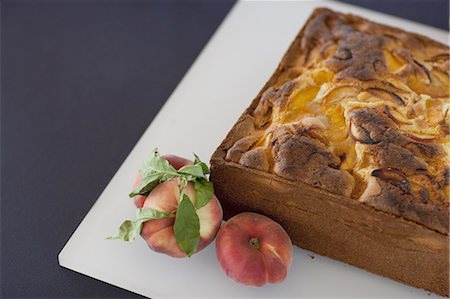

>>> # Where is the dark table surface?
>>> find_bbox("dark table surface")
[1,1,448,298]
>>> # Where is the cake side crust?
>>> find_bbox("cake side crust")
[210,159,449,296]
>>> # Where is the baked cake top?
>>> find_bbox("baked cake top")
[224,8,449,234]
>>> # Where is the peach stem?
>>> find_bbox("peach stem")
[249,237,260,250]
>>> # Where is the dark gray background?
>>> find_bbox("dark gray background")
[1,1,448,298]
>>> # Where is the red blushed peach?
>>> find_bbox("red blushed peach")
[129,154,222,257]
[215,212,293,286]
[132,175,148,208]
[132,155,193,208]
[140,179,223,257]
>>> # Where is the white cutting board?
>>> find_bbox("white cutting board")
[58,1,449,298]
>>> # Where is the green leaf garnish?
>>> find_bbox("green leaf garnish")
[129,173,162,197]
[194,179,214,209]
[140,149,178,178]
[173,194,200,257]
[194,153,210,174]
[130,149,179,198]
[176,153,211,181]
[108,207,172,241]
[177,164,207,181]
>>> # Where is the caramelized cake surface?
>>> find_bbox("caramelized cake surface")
[225,8,449,234]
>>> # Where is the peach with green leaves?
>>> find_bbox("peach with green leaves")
[109,150,223,257]
[131,154,193,208]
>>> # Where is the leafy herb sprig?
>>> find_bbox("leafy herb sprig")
[108,149,214,257]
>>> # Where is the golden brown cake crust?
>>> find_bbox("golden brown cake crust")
[218,8,450,235]
[211,7,449,297]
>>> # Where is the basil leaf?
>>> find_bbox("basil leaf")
[136,207,171,221]
[178,164,206,181]
[194,179,214,209]
[130,149,179,198]
[108,207,171,242]
[173,194,200,257]
[107,220,137,242]
[139,149,178,179]
[129,173,162,197]
[193,153,210,175]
